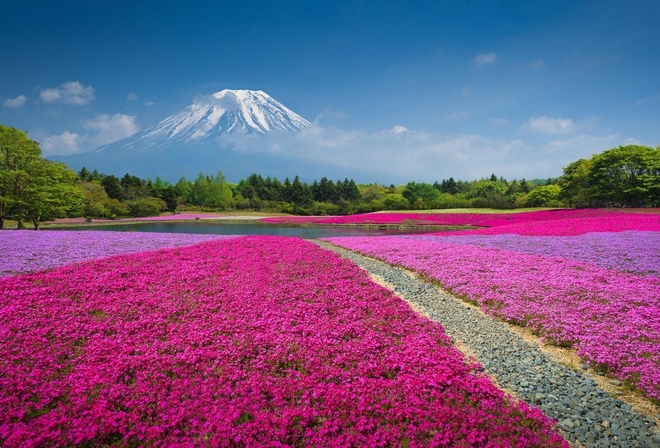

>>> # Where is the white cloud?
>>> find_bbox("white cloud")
[145,101,156,106]
[3,95,28,108]
[36,118,623,182]
[523,116,575,134]
[473,52,497,68]
[82,113,139,145]
[40,81,95,105]
[219,126,559,182]
[37,113,139,156]
[40,131,83,156]
[389,125,409,136]
[261,125,630,182]
[545,133,620,154]
[127,92,138,101]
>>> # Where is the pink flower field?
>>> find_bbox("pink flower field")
[328,214,660,401]
[0,235,566,447]
[407,231,659,276]
[264,209,660,236]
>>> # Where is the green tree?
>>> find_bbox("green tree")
[525,184,562,207]
[78,167,91,181]
[340,178,361,201]
[383,193,409,210]
[0,125,81,229]
[359,183,387,203]
[439,177,458,194]
[120,173,152,200]
[588,145,660,207]
[190,172,233,208]
[78,181,110,218]
[101,175,125,200]
[128,197,167,217]
[559,158,593,207]
[402,181,441,208]
[174,176,193,204]
[77,181,129,219]
[149,177,178,212]
[323,178,340,203]
[23,160,82,229]
[285,176,313,208]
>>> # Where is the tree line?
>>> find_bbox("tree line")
[1,124,658,228]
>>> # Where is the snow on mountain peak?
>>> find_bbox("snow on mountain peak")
[96,89,312,152]
[190,89,310,134]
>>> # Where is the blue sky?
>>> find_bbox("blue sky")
[2,0,659,182]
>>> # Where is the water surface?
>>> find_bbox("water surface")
[49,221,437,238]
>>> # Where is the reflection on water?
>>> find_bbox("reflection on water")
[48,221,439,238]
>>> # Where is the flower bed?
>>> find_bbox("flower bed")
[407,231,660,276]
[0,230,234,277]
[261,212,500,226]
[262,209,660,235]
[0,236,566,446]
[327,235,660,401]
[438,213,660,236]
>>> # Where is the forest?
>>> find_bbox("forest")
[1,124,658,228]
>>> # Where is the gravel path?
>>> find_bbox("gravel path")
[315,240,660,448]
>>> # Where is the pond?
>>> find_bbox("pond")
[47,221,440,238]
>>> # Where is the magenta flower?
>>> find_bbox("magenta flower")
[328,232,660,400]
[0,236,566,447]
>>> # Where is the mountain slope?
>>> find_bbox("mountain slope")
[96,89,312,152]
[52,89,321,181]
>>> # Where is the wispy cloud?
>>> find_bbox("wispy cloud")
[127,92,139,101]
[313,108,350,126]
[523,116,575,134]
[388,125,409,136]
[83,113,139,144]
[38,113,139,156]
[545,133,621,154]
[3,95,28,108]
[39,131,83,155]
[40,81,95,105]
[219,126,566,182]
[473,52,497,68]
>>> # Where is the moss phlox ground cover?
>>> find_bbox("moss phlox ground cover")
[408,231,659,276]
[264,208,650,227]
[439,213,660,236]
[328,216,660,401]
[0,230,233,277]
[265,209,660,237]
[0,236,567,446]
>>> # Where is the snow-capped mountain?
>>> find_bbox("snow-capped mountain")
[96,89,312,152]
[52,89,319,181]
